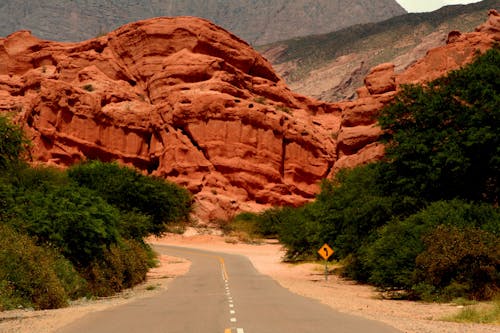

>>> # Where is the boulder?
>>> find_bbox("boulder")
[363,62,396,95]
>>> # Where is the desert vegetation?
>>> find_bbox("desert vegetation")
[237,46,500,302]
[0,117,192,310]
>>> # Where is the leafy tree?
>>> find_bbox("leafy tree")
[68,161,192,235]
[313,165,402,258]
[378,46,500,204]
[11,183,120,266]
[276,206,323,261]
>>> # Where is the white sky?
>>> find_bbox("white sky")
[396,0,483,13]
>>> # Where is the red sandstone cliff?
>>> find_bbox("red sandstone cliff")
[0,17,340,221]
[0,11,499,221]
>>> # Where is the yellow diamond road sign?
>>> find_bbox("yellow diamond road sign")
[318,243,334,260]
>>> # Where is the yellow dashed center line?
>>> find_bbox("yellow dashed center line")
[219,257,229,281]
[162,247,240,333]
[166,248,229,281]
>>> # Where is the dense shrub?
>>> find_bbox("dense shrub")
[274,164,415,262]
[358,200,500,290]
[10,165,71,191]
[228,208,284,239]
[225,212,260,238]
[82,239,154,296]
[414,225,499,300]
[0,115,180,309]
[11,183,120,266]
[0,115,28,170]
[0,182,16,221]
[52,255,88,300]
[356,220,425,288]
[117,210,155,241]
[275,206,323,261]
[255,208,284,238]
[0,225,70,310]
[68,161,192,235]
[309,165,401,258]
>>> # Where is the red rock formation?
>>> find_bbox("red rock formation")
[397,9,500,85]
[334,9,500,174]
[1,11,499,220]
[0,17,338,221]
[363,63,396,95]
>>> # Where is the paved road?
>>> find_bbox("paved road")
[57,245,402,333]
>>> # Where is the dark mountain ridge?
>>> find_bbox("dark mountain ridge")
[259,0,500,101]
[0,0,405,45]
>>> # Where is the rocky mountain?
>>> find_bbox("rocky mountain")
[0,0,406,45]
[1,10,499,221]
[260,0,500,101]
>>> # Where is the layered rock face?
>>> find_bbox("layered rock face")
[0,17,340,220]
[1,11,499,220]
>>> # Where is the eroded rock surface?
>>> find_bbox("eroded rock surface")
[0,17,340,221]
[1,11,499,220]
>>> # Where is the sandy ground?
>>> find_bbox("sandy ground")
[1,228,498,333]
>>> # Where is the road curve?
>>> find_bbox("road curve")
[57,245,402,333]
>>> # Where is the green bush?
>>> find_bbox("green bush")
[228,209,283,239]
[0,116,167,304]
[10,165,72,191]
[68,161,192,235]
[312,165,400,258]
[228,212,260,238]
[256,208,284,238]
[276,206,323,261]
[359,220,426,288]
[414,225,499,300]
[53,256,88,300]
[0,115,28,171]
[0,224,70,310]
[357,199,500,290]
[117,210,155,241]
[82,239,154,296]
[0,182,16,221]
[11,183,120,266]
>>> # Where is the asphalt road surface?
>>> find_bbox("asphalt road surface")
[57,245,402,333]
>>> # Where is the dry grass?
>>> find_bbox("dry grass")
[444,297,500,324]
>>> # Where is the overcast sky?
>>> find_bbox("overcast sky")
[396,0,483,12]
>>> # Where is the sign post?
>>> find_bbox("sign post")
[317,243,334,281]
